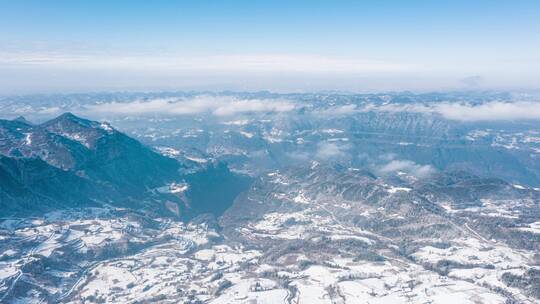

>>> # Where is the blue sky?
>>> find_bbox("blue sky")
[1,0,539,93]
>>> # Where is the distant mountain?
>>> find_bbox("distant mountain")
[0,113,250,218]
[1,92,539,185]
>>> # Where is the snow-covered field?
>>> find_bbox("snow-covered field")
[1,166,540,303]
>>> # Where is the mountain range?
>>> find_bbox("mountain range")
[0,93,539,303]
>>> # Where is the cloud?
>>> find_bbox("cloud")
[431,101,540,121]
[460,75,483,88]
[84,96,296,117]
[360,101,540,121]
[0,52,410,74]
[376,159,436,178]
[38,106,62,114]
[285,151,311,162]
[315,142,351,160]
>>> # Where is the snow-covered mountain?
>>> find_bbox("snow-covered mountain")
[0,92,539,303]
[1,165,538,303]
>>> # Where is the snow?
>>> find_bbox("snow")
[239,131,254,138]
[428,283,506,304]
[0,264,18,280]
[0,211,535,304]
[210,279,287,304]
[330,234,374,245]
[61,132,90,148]
[295,281,332,304]
[327,137,349,142]
[302,265,339,285]
[195,249,216,261]
[386,186,412,193]
[335,266,508,304]
[522,136,540,143]
[23,133,32,145]
[156,182,189,194]
[0,249,17,258]
[99,122,113,133]
[155,146,181,157]
[412,237,532,272]
[80,265,137,298]
[320,128,344,134]
[34,235,63,257]
[222,120,250,126]
[465,130,490,141]
[170,183,189,193]
[517,221,540,234]
[293,192,310,204]
[186,156,208,163]
[268,171,290,185]
[263,136,283,143]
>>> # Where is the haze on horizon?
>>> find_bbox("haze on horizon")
[1,0,539,94]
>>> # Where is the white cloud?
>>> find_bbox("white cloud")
[376,159,436,178]
[315,142,351,160]
[38,106,62,114]
[360,101,540,121]
[432,101,540,121]
[84,96,295,116]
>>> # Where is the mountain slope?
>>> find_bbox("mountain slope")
[0,155,99,214]
[0,113,249,218]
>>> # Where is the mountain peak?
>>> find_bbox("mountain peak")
[42,112,97,128]
[40,113,110,149]
[12,116,32,125]
[59,112,76,118]
[56,112,89,122]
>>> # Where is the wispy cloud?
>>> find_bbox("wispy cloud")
[84,96,296,116]
[0,52,411,74]
[315,142,351,160]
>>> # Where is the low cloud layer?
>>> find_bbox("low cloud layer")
[359,101,540,121]
[85,96,295,117]
[430,101,540,121]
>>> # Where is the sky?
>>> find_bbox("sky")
[1,0,539,93]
